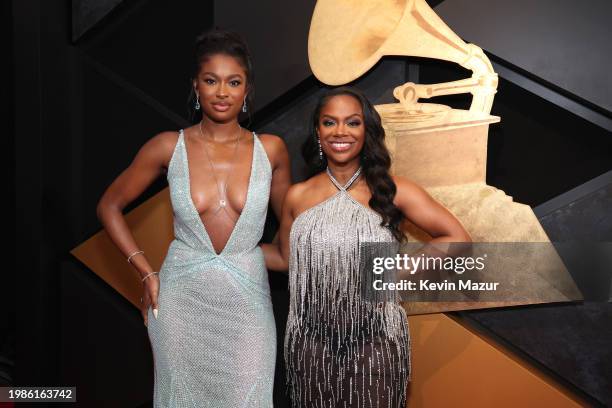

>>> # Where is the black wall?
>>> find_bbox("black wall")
[2,0,16,388]
[436,0,612,115]
[416,58,612,207]
[214,0,317,112]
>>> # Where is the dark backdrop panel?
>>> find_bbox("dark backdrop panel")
[436,0,612,114]
[84,1,214,124]
[60,261,153,407]
[78,59,182,239]
[486,79,612,206]
[214,0,317,113]
[14,0,65,386]
[72,0,123,41]
[462,302,612,407]
[3,0,15,388]
[418,59,612,207]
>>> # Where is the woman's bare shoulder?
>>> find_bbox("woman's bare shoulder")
[256,133,288,163]
[392,175,429,194]
[285,173,328,216]
[151,130,180,147]
[285,178,312,204]
[257,132,284,146]
[137,131,181,168]
[391,175,433,205]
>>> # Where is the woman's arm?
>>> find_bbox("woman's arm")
[393,176,471,243]
[258,134,291,221]
[261,183,301,272]
[258,134,291,271]
[96,131,177,325]
[392,177,471,279]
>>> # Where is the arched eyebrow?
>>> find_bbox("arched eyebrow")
[320,113,362,120]
[200,72,245,80]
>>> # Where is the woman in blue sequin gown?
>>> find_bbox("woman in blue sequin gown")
[97,29,290,407]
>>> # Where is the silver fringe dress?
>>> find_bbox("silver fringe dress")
[285,169,411,408]
[147,130,276,407]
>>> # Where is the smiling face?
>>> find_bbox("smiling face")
[193,53,248,123]
[317,94,366,166]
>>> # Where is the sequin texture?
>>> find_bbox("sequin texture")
[147,130,276,407]
[285,172,411,408]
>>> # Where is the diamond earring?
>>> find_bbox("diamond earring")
[194,93,200,110]
[242,96,247,113]
[318,137,323,164]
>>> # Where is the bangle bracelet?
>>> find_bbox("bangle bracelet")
[127,250,145,264]
[141,271,159,282]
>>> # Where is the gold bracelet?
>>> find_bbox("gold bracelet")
[141,271,159,282]
[127,250,145,264]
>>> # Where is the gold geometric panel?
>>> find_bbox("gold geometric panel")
[70,188,173,308]
[407,313,587,407]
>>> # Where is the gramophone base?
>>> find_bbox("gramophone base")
[401,182,556,315]
[377,106,500,188]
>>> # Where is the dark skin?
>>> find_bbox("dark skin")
[97,53,291,326]
[262,94,470,271]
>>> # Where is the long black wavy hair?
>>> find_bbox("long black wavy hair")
[302,86,405,241]
[187,28,254,124]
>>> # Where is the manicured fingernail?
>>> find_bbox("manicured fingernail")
[153,308,158,319]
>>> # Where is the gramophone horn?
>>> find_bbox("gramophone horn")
[308,0,497,114]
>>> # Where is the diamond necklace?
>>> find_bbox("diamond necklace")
[198,121,242,213]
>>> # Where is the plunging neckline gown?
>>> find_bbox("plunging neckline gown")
[147,130,276,407]
[285,169,411,408]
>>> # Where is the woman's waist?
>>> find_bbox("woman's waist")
[161,239,265,271]
[293,301,405,325]
[166,238,262,257]
[288,311,408,343]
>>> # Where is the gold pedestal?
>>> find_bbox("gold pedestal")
[377,105,563,314]
[377,104,499,187]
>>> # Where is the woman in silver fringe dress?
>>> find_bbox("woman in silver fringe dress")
[262,87,471,407]
[97,29,290,407]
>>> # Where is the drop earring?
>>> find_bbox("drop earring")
[318,137,323,164]
[242,96,247,113]
[194,93,200,110]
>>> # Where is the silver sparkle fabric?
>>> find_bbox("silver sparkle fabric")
[147,130,276,407]
[285,174,411,408]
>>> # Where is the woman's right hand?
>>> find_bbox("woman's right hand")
[141,274,160,327]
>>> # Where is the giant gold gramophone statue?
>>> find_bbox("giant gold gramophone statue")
[309,0,580,314]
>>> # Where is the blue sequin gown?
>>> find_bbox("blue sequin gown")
[147,130,276,407]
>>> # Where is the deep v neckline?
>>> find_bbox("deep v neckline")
[181,130,256,256]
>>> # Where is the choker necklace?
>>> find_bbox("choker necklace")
[326,166,363,191]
